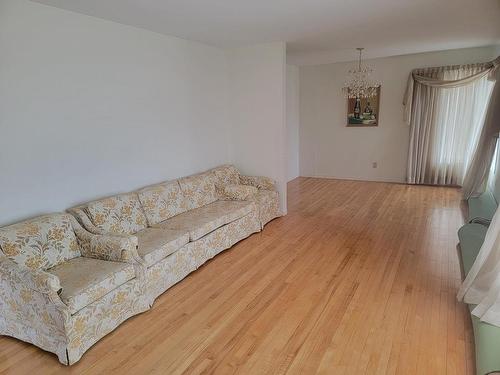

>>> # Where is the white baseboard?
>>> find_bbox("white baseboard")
[298,174,406,184]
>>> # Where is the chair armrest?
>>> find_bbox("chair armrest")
[470,217,492,226]
[221,184,259,200]
[0,257,61,295]
[240,175,277,191]
[74,227,142,264]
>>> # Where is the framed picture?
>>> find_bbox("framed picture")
[346,86,380,127]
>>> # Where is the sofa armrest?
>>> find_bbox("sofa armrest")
[74,227,142,264]
[240,175,277,191]
[0,256,70,340]
[0,256,62,296]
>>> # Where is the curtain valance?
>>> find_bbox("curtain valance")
[403,56,500,125]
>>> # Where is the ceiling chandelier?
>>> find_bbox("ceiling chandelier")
[342,48,380,99]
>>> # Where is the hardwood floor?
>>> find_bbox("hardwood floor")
[0,178,473,374]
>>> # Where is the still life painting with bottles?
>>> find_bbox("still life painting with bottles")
[346,87,380,127]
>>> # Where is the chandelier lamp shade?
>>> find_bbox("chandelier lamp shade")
[342,48,380,98]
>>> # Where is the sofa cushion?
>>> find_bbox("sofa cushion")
[222,184,258,201]
[240,175,276,191]
[85,193,148,235]
[135,228,189,267]
[211,165,241,188]
[153,200,254,241]
[177,172,218,210]
[0,214,81,271]
[137,181,188,226]
[47,257,135,314]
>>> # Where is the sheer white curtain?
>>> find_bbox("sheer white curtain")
[462,62,500,198]
[428,69,493,185]
[405,60,497,186]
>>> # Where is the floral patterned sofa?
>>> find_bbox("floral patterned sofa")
[0,213,148,365]
[0,165,280,365]
[69,165,280,304]
[5,164,275,363]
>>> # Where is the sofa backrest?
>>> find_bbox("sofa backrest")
[137,180,189,226]
[0,213,81,270]
[66,165,238,234]
[84,193,148,235]
[177,171,218,210]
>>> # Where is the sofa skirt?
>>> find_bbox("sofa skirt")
[145,209,261,303]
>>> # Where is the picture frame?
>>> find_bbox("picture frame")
[346,86,381,127]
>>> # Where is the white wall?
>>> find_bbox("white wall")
[286,65,300,181]
[227,42,287,213]
[299,45,500,182]
[0,0,231,226]
[0,1,290,226]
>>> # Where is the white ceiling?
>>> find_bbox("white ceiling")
[33,0,500,65]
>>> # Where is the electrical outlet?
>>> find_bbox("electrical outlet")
[372,162,378,168]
